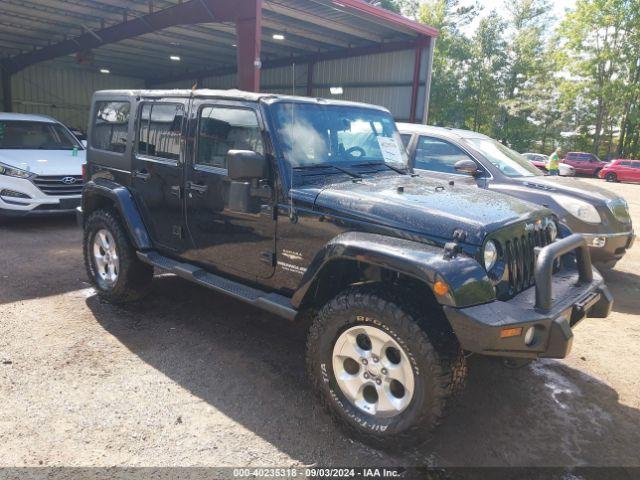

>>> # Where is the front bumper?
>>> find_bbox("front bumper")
[0,175,80,217]
[444,234,613,359]
[584,231,635,265]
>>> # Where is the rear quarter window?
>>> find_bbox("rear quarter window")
[92,101,131,153]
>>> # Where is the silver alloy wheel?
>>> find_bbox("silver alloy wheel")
[332,325,415,418]
[92,228,119,286]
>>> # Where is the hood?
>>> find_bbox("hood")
[306,175,547,246]
[502,175,618,204]
[0,149,85,176]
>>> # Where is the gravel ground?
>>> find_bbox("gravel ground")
[0,178,639,467]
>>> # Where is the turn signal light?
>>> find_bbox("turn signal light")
[433,280,449,296]
[500,327,523,338]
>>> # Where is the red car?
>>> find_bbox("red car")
[562,152,607,176]
[599,159,640,183]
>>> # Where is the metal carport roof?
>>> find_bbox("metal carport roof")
[0,0,438,122]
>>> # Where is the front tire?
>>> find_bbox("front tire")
[306,286,465,449]
[83,208,153,303]
[605,172,617,182]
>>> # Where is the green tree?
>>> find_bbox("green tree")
[407,0,640,158]
[498,0,552,151]
[559,0,638,157]
[418,0,479,126]
[465,12,508,134]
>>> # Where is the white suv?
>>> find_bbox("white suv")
[0,113,86,219]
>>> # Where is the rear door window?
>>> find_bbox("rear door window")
[137,102,185,162]
[414,136,474,174]
[92,101,130,153]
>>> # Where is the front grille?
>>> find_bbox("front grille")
[503,228,552,297]
[32,175,83,196]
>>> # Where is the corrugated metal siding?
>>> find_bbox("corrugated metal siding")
[314,50,415,84]
[10,62,143,129]
[155,49,426,121]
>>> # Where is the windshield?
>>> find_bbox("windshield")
[0,121,81,150]
[270,102,408,170]
[466,138,543,177]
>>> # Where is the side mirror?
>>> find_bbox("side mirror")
[227,150,267,181]
[81,140,88,148]
[227,150,269,214]
[454,159,480,176]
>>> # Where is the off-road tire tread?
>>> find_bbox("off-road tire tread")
[84,208,153,303]
[306,285,466,449]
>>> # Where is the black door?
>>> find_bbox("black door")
[130,100,189,253]
[184,101,275,279]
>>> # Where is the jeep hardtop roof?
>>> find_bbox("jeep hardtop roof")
[92,89,391,113]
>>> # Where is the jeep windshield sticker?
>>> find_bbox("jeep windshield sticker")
[377,136,404,164]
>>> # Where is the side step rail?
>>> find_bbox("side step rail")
[137,251,298,321]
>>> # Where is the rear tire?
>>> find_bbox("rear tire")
[605,172,618,182]
[83,208,153,303]
[306,285,465,449]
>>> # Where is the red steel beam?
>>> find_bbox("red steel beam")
[409,38,427,123]
[235,0,262,92]
[5,0,260,74]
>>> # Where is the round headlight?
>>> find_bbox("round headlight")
[547,221,558,242]
[524,327,536,346]
[484,240,498,271]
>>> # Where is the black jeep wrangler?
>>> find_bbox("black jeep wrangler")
[79,89,612,447]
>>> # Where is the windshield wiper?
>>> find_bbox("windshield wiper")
[353,161,408,175]
[294,163,362,179]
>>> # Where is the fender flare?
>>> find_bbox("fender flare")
[291,232,495,309]
[82,179,152,251]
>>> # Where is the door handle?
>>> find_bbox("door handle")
[170,185,182,199]
[187,182,208,194]
[133,170,150,181]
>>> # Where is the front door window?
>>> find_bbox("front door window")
[415,136,475,174]
[196,107,264,170]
